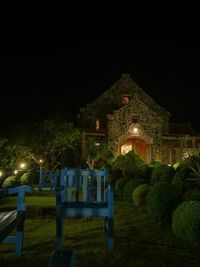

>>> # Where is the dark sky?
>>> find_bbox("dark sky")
[1,12,200,132]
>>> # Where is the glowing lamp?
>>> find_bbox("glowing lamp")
[20,163,26,169]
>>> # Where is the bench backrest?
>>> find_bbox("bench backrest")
[60,168,109,203]
[39,167,59,192]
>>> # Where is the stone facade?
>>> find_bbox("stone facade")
[78,74,200,164]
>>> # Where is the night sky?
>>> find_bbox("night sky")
[1,12,200,132]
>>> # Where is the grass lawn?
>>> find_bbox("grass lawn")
[1,192,200,266]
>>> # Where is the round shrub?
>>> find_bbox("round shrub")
[123,179,141,203]
[132,183,151,207]
[20,170,34,185]
[151,164,175,184]
[114,178,127,199]
[2,175,20,189]
[172,201,200,246]
[147,183,181,223]
[113,151,147,181]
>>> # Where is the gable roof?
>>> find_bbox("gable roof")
[80,73,170,118]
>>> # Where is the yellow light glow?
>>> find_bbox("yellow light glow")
[20,163,26,169]
[39,159,43,163]
[133,127,138,133]
[121,144,132,155]
[14,170,18,174]
[0,171,2,177]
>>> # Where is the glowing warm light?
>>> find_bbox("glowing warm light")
[14,170,18,174]
[20,163,26,169]
[0,171,2,177]
[39,159,43,163]
[121,144,132,155]
[133,127,138,133]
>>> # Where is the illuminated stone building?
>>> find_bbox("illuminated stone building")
[78,74,200,165]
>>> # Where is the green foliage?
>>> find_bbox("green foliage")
[182,188,200,202]
[147,183,181,223]
[132,183,151,207]
[28,115,82,170]
[173,162,180,170]
[20,170,35,185]
[123,179,141,203]
[2,175,20,189]
[109,169,123,185]
[151,164,175,184]
[114,178,127,198]
[172,201,200,246]
[182,154,200,167]
[86,138,114,169]
[113,151,147,181]
[172,164,198,193]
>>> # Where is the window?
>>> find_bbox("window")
[121,96,129,105]
[96,119,100,130]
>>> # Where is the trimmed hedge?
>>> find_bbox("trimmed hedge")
[151,164,175,184]
[123,179,141,203]
[172,201,200,246]
[147,183,181,223]
[20,171,34,185]
[2,175,20,189]
[132,183,151,207]
[114,178,127,199]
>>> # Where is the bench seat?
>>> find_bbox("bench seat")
[0,185,34,257]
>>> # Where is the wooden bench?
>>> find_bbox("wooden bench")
[55,168,114,251]
[0,185,34,257]
[38,167,58,193]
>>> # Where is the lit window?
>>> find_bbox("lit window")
[96,119,100,130]
[121,96,129,105]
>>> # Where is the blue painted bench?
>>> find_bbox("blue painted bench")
[38,167,59,193]
[55,168,114,251]
[0,185,34,257]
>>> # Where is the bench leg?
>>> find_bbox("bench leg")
[16,219,24,257]
[104,217,114,251]
[56,206,64,250]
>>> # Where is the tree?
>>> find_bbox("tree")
[86,137,114,169]
[27,115,82,170]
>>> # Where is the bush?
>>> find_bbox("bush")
[123,179,141,203]
[114,178,127,198]
[172,201,200,246]
[113,151,147,181]
[151,164,175,184]
[2,175,20,189]
[147,183,181,223]
[20,170,34,185]
[182,188,200,202]
[172,165,197,193]
[132,183,151,207]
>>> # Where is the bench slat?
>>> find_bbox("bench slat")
[0,211,23,243]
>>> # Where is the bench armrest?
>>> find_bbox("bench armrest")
[0,185,34,212]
